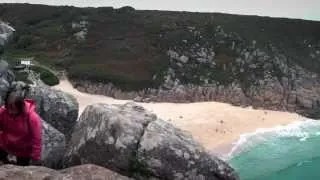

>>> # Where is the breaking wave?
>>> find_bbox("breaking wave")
[227,119,320,180]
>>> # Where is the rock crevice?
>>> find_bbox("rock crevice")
[128,103,156,179]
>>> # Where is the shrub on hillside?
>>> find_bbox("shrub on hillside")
[117,6,135,13]
[31,66,59,86]
[68,64,155,91]
[15,35,33,49]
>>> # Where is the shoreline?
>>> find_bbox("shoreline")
[52,79,304,156]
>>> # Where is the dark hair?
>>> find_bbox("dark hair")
[4,83,30,115]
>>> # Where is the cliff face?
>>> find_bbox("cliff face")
[0,4,320,118]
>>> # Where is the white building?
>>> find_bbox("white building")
[19,57,34,71]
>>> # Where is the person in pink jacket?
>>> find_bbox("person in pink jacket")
[0,90,42,166]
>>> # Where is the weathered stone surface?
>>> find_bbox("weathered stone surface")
[41,120,66,169]
[294,75,320,118]
[0,21,15,46]
[63,103,157,176]
[64,103,239,180]
[138,119,239,180]
[0,164,131,180]
[0,60,14,105]
[59,164,133,180]
[26,85,79,138]
[0,164,60,180]
[246,78,285,109]
[72,80,139,100]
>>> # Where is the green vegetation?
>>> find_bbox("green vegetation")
[0,3,319,91]
[0,50,59,86]
[10,65,59,86]
[31,65,59,86]
[68,63,155,90]
[128,156,153,179]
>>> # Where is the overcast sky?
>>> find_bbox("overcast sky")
[2,0,320,21]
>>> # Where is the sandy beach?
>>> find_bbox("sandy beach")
[52,79,304,154]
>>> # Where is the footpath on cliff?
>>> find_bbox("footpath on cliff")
[52,78,304,155]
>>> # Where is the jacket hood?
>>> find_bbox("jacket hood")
[24,99,37,114]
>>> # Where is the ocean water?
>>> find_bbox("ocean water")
[226,119,320,180]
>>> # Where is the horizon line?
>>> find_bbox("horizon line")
[2,2,320,22]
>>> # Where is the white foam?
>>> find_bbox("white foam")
[297,160,312,167]
[299,133,310,141]
[225,118,320,160]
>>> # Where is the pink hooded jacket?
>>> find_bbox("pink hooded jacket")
[0,99,42,160]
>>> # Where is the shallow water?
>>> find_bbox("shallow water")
[258,157,320,180]
[228,119,320,180]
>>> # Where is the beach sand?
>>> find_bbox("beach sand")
[52,79,304,154]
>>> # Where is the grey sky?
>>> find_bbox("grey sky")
[2,0,320,21]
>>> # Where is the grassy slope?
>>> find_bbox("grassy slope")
[0,3,319,90]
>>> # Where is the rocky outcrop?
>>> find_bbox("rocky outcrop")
[138,119,239,180]
[60,163,133,180]
[64,103,157,174]
[71,80,248,105]
[0,164,131,180]
[72,80,140,100]
[42,119,66,169]
[64,103,239,180]
[0,21,15,47]
[70,24,320,119]
[0,60,15,105]
[26,85,79,138]
[72,72,320,119]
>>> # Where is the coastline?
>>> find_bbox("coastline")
[52,79,304,156]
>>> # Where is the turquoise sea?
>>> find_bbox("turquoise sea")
[227,119,320,180]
